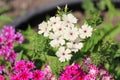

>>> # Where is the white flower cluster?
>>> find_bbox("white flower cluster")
[38,13,93,62]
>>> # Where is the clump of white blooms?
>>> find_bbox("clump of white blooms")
[38,13,93,62]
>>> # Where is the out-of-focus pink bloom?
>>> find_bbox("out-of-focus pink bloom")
[8,51,17,63]
[0,34,4,45]
[102,75,113,80]
[1,46,11,60]
[3,26,15,34]
[15,32,24,44]
[10,75,20,80]
[32,70,44,80]
[5,42,14,49]
[0,65,4,74]
[88,65,98,76]
[99,69,108,75]
[84,74,96,80]
[43,65,55,80]
[83,56,91,66]
[0,75,5,80]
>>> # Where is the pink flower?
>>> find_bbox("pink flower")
[26,61,35,70]
[32,70,44,80]
[8,51,17,63]
[60,63,85,80]
[3,26,15,35]
[83,56,91,66]
[99,69,108,76]
[14,60,25,71]
[0,34,4,45]
[5,41,14,49]
[0,75,5,80]
[43,65,55,80]
[102,75,113,80]
[88,65,98,76]
[19,70,32,80]
[15,32,24,44]
[84,74,96,80]
[1,46,11,60]
[10,75,20,80]
[0,65,4,74]
[0,50,2,56]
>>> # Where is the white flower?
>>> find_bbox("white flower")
[64,27,79,41]
[66,38,83,52]
[38,21,51,37]
[79,24,93,39]
[49,33,65,48]
[62,13,78,24]
[52,22,66,35]
[48,16,61,26]
[56,47,72,62]
[50,37,65,48]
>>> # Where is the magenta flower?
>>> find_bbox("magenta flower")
[32,70,44,80]
[8,51,17,63]
[0,65,4,74]
[1,46,11,60]
[26,61,35,70]
[10,75,20,80]
[60,63,85,80]
[14,60,25,71]
[18,70,32,80]
[0,75,5,80]
[5,41,14,49]
[83,56,91,66]
[88,65,98,76]
[3,26,15,35]
[102,75,113,80]
[15,32,24,44]
[0,34,4,45]
[84,74,96,80]
[43,65,55,80]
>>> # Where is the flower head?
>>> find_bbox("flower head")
[56,47,72,62]
[88,65,98,76]
[79,24,93,39]
[38,21,51,37]
[32,70,44,80]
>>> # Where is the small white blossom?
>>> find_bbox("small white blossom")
[79,24,93,39]
[67,38,83,52]
[56,47,72,62]
[48,16,61,26]
[50,37,65,48]
[38,21,51,37]
[64,27,79,41]
[49,33,65,47]
[52,23,66,35]
[62,13,78,24]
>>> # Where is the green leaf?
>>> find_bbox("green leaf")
[15,50,23,62]
[0,15,12,22]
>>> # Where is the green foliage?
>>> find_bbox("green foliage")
[0,15,12,22]
[0,6,11,14]
[15,50,23,62]
[56,5,70,17]
[19,26,69,77]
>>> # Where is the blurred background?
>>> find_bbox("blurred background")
[0,0,56,18]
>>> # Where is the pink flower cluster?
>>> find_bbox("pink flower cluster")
[10,60,55,80]
[60,56,114,80]
[0,26,24,63]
